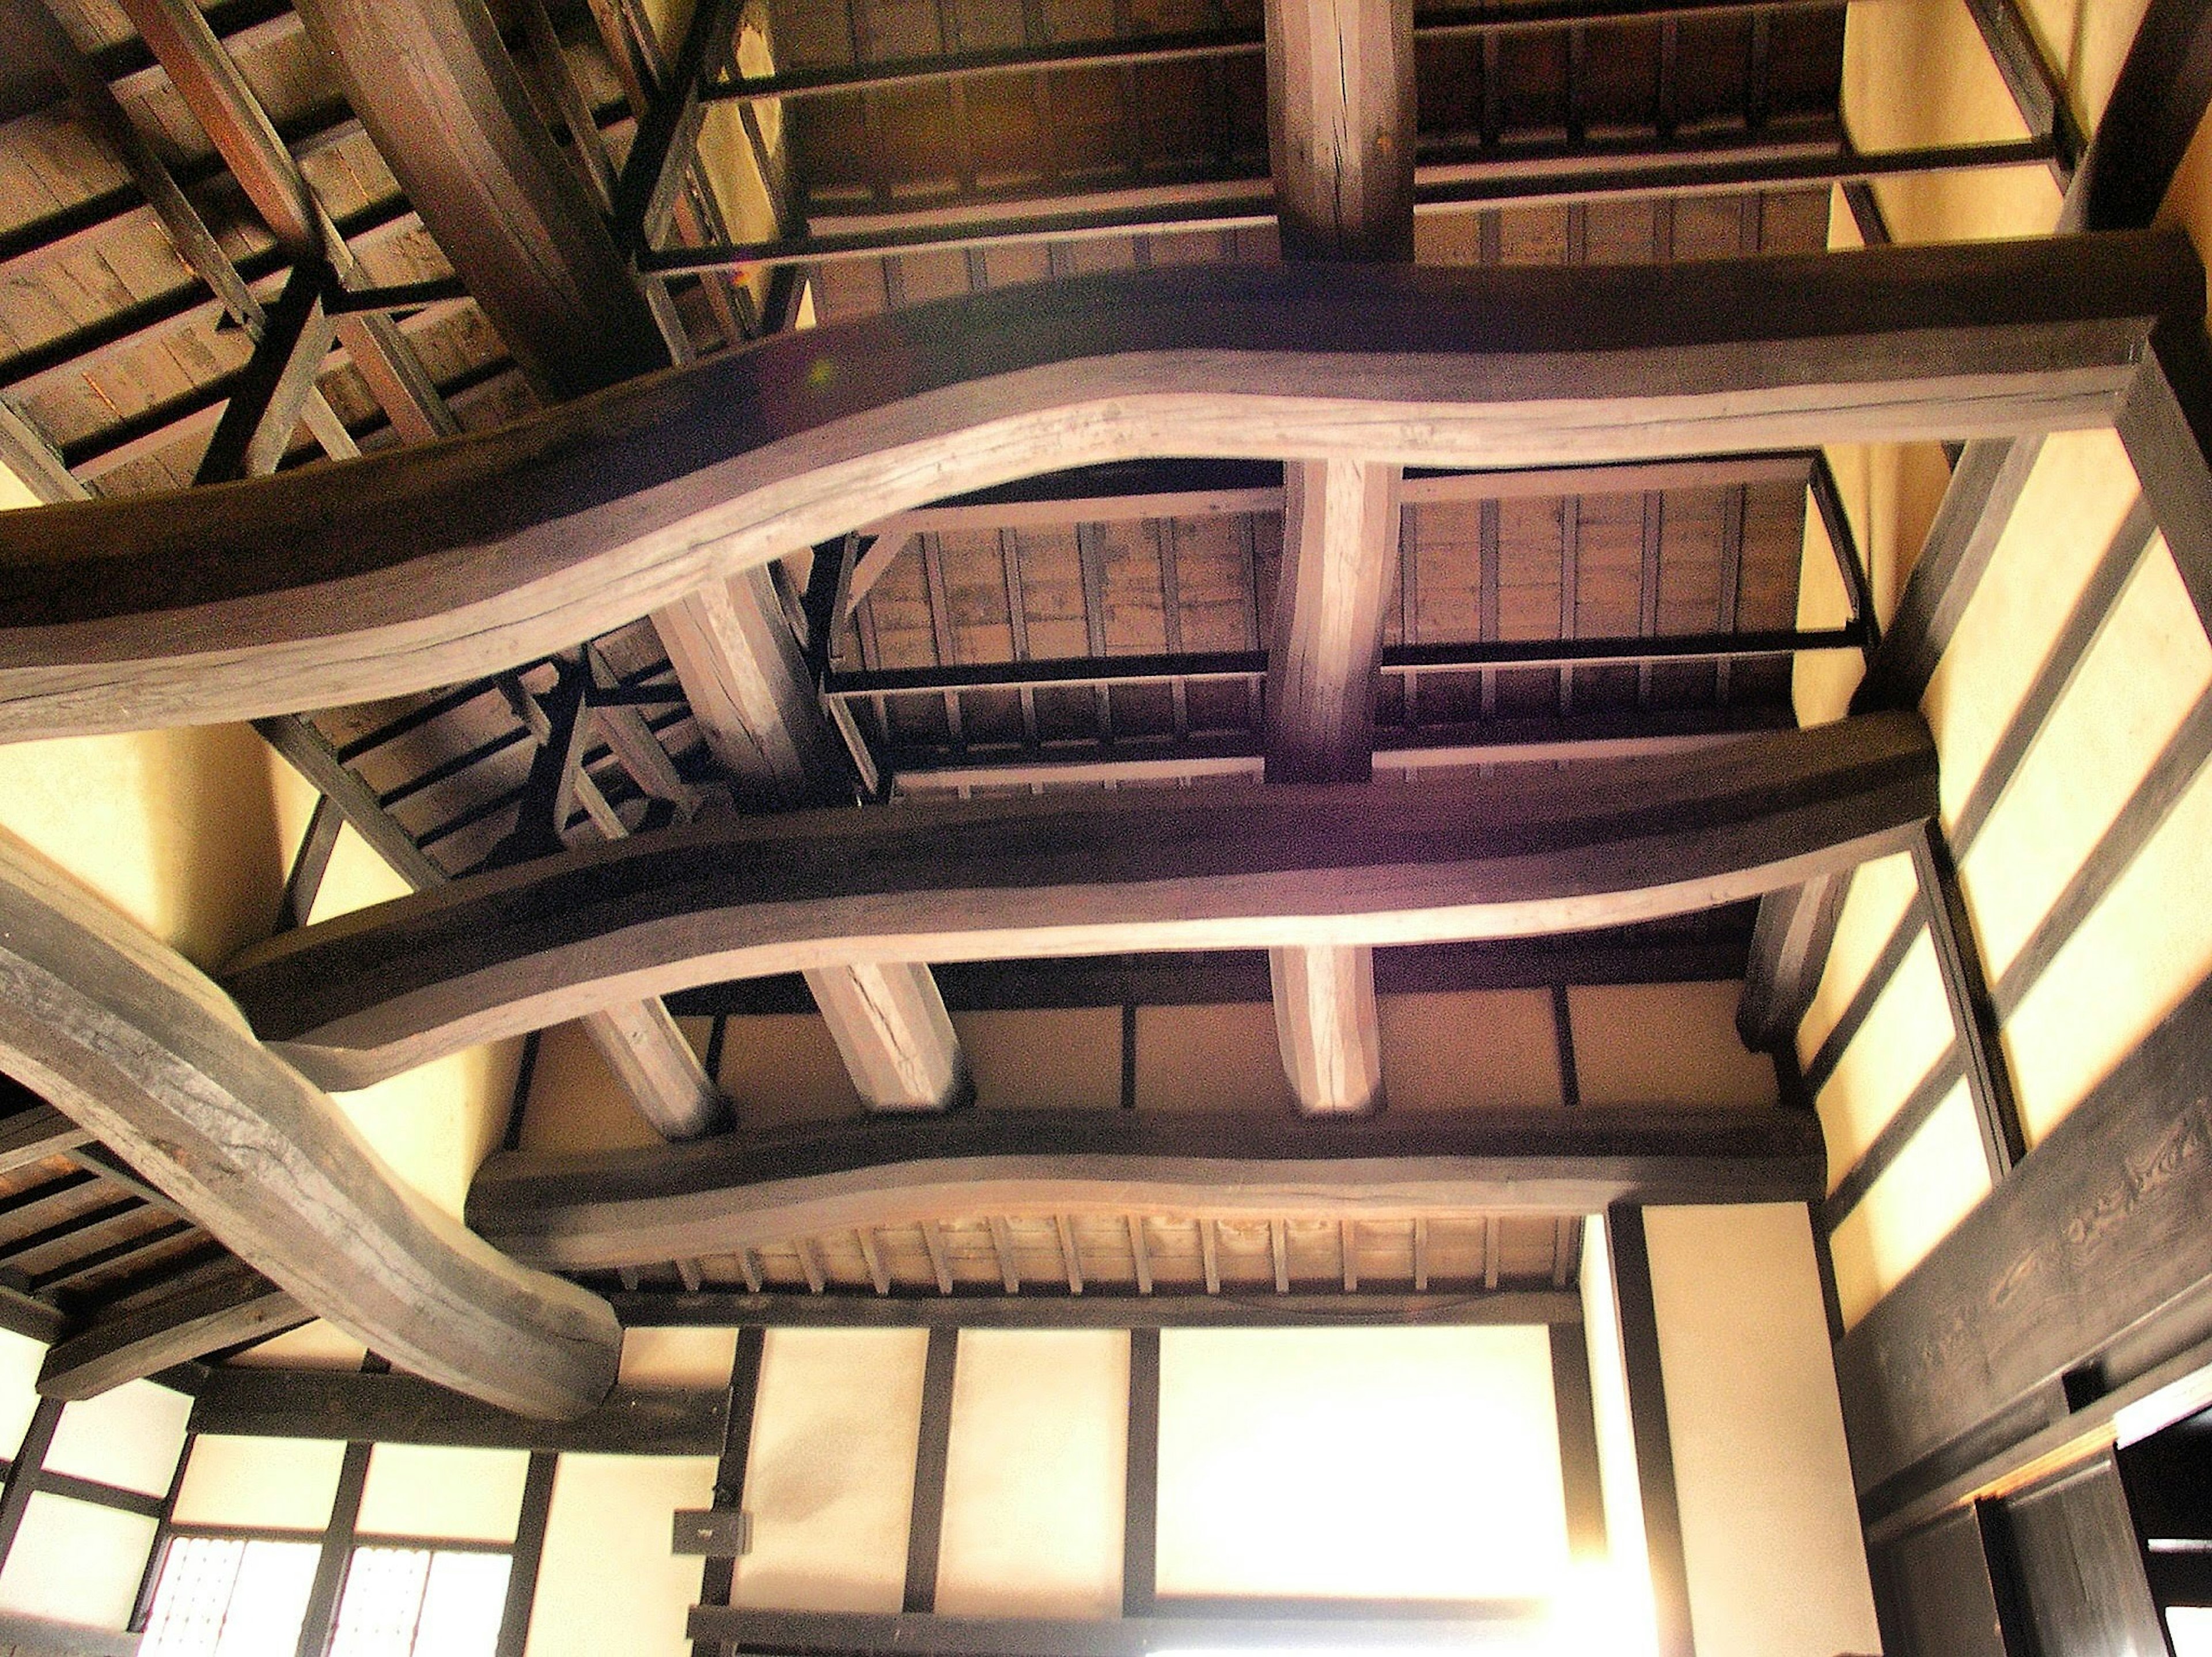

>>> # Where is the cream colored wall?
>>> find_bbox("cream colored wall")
[1791,4,2212,1329]
[1153,1326,1569,1602]
[933,1330,1126,1617]
[0,1368,189,1632]
[1644,1205,1880,1657]
[525,1454,716,1657]
[356,1445,528,1543]
[1567,983,1775,1108]
[173,1434,345,1531]
[732,1328,929,1612]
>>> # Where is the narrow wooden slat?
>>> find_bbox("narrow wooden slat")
[685,1608,1546,1651]
[1124,1328,1160,1616]
[903,1328,959,1613]
[0,1099,91,1175]
[1550,1319,1607,1558]
[1607,1208,1692,1657]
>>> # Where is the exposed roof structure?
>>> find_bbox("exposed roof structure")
[2,0,2211,1649]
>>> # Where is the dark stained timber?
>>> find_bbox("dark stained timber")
[223,714,1938,1087]
[612,1290,1583,1329]
[0,232,2197,739]
[684,1609,1548,1652]
[465,1108,1826,1271]
[0,832,620,1418]
[1836,966,2212,1497]
[37,1274,303,1400]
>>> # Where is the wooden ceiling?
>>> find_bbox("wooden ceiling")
[0,0,2041,1386]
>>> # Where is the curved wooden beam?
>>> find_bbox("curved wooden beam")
[468,1106,1828,1270]
[0,232,2192,740]
[225,713,1937,1089]
[0,835,619,1418]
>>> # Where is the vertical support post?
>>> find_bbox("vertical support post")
[1123,1327,1160,1618]
[495,1451,559,1657]
[1607,1206,1694,1657]
[903,1327,959,1614]
[691,1326,765,1657]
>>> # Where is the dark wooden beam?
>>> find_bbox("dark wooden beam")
[37,1272,303,1399]
[0,833,620,1418]
[224,714,1937,1088]
[1961,0,2084,188]
[1607,1207,1693,1657]
[114,0,458,443]
[1264,0,1414,259]
[466,1109,1827,1272]
[1,232,2196,740]
[192,259,336,485]
[1735,871,1847,1051]
[1124,1326,1160,1617]
[187,1367,729,1454]
[1856,437,2046,711]
[685,1606,1547,1652]
[613,1289,1583,1329]
[1835,965,2212,1500]
[902,1327,958,1613]
[1908,822,2025,1179]
[256,713,722,1143]
[2059,0,2212,233]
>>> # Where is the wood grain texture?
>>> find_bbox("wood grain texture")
[467,1107,1827,1270]
[0,833,620,1419]
[1269,942,1384,1115]
[0,234,2190,740]
[294,0,669,401]
[188,1368,729,1455]
[1736,871,1846,1050]
[36,1273,302,1400]
[1835,964,2212,1496]
[1264,0,1415,260]
[802,963,972,1112]
[225,714,1934,1087]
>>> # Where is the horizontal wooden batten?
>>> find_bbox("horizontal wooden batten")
[188,1369,728,1455]
[0,233,2193,740]
[224,714,1935,1088]
[1836,966,2212,1500]
[684,1608,1547,1652]
[466,1108,1826,1270]
[612,1289,1582,1328]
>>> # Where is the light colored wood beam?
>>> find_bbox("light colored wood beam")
[0,833,620,1418]
[470,1106,1828,1270]
[225,713,1938,1088]
[1264,0,1415,260]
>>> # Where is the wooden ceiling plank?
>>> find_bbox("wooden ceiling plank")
[471,1106,1828,1270]
[0,833,619,1414]
[225,714,1931,1088]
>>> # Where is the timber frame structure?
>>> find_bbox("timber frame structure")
[2,0,2212,1651]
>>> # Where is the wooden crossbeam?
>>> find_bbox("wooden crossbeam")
[115,0,457,443]
[0,234,2191,741]
[613,1289,1582,1329]
[223,713,1937,1088]
[0,830,619,1417]
[37,1272,303,1400]
[256,713,723,1143]
[188,1368,728,1455]
[467,1107,1828,1270]
[192,259,336,485]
